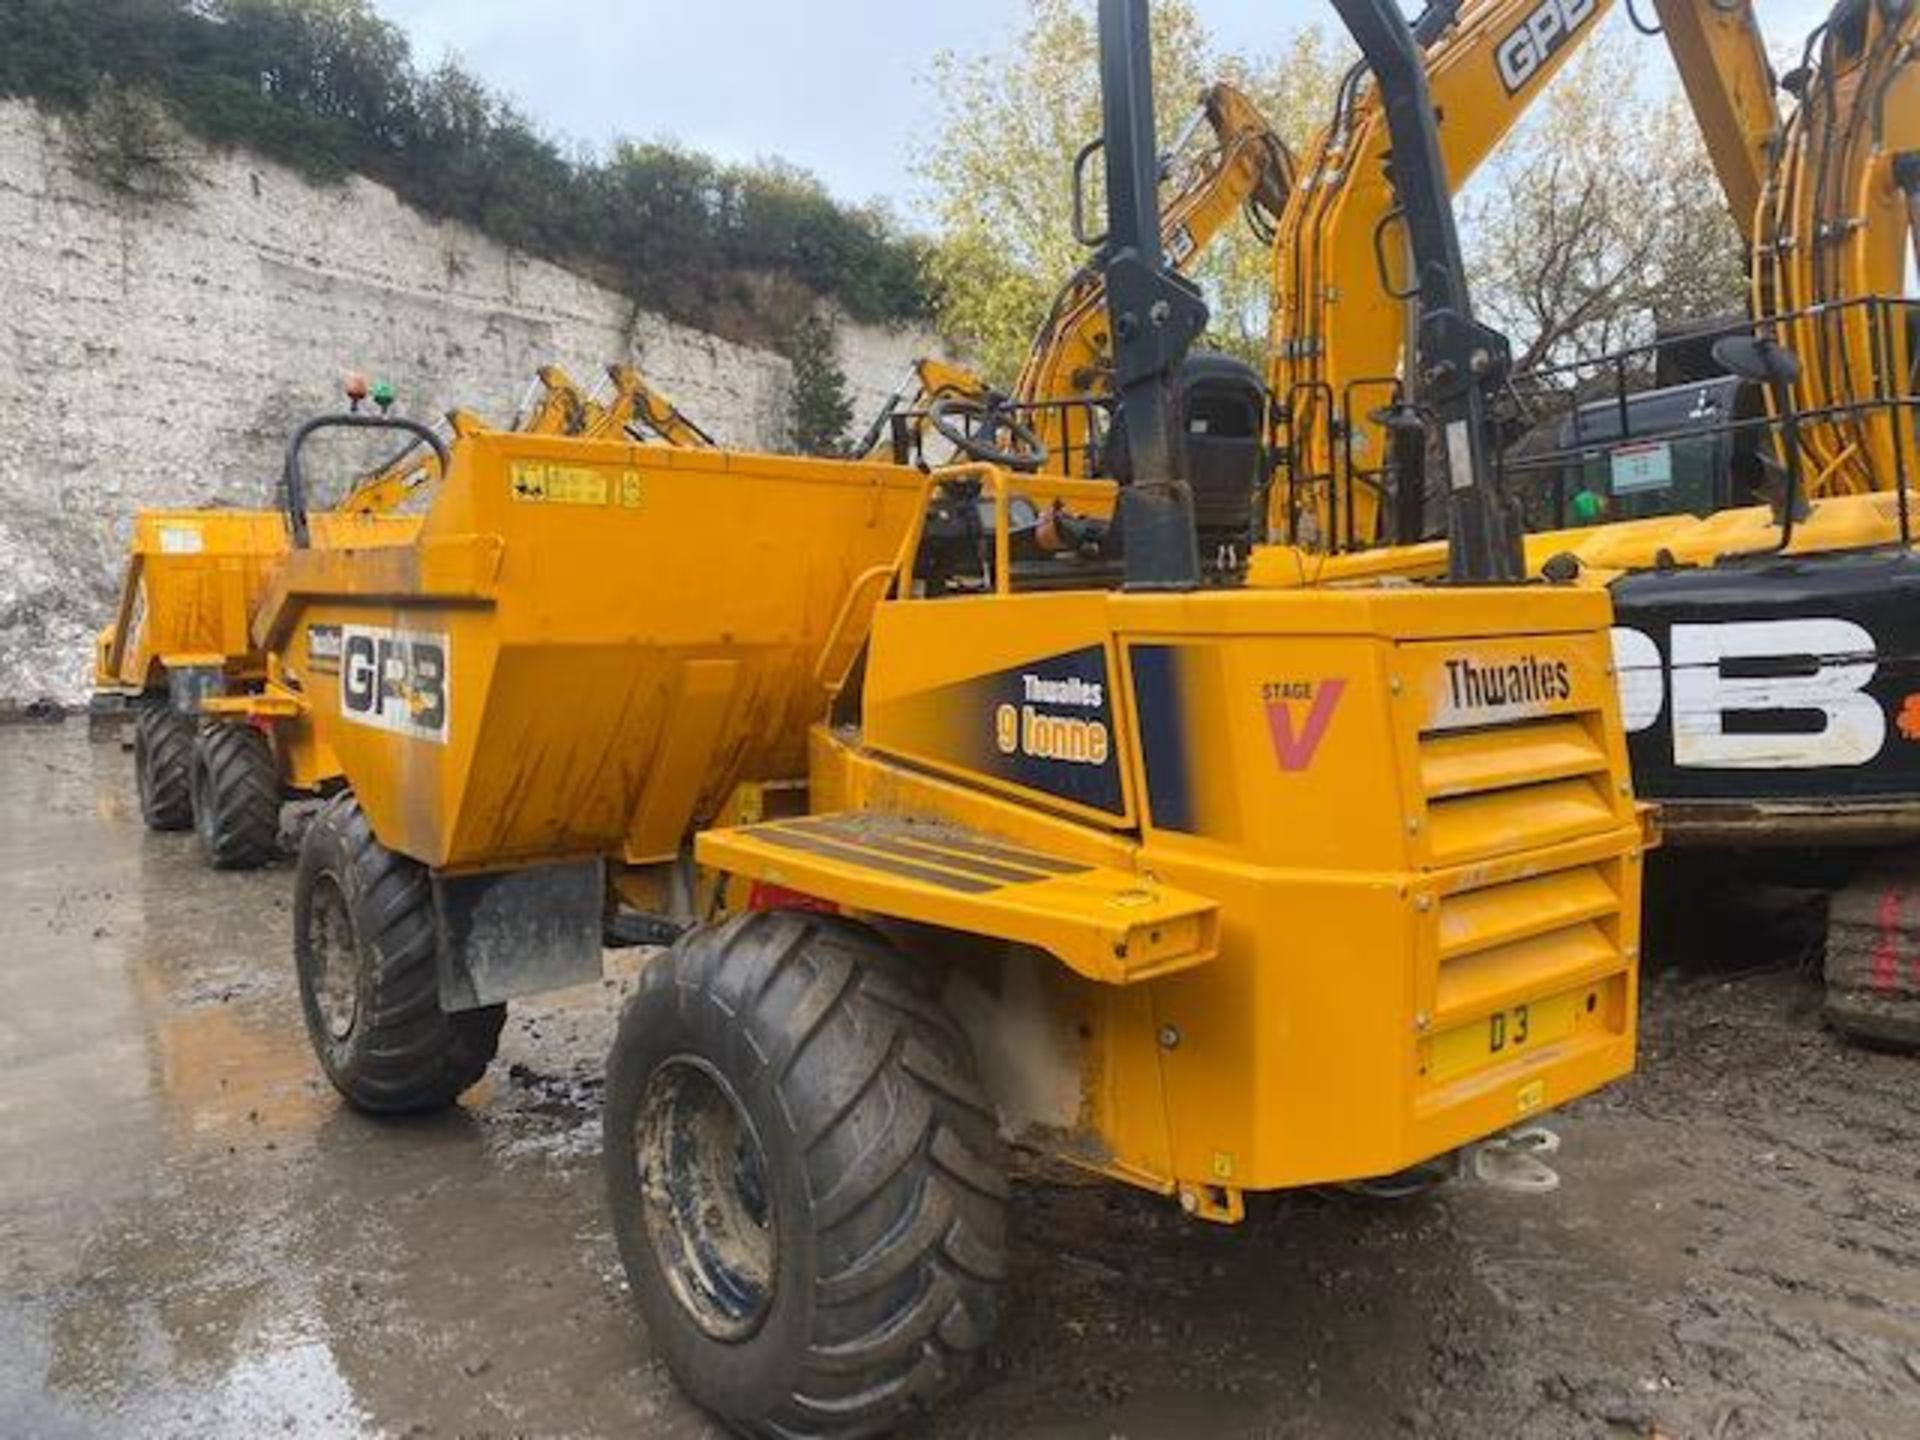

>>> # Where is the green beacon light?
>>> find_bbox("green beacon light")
[371,381,396,414]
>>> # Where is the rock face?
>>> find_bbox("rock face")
[0,99,935,705]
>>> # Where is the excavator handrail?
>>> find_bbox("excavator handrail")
[1494,295,1919,548]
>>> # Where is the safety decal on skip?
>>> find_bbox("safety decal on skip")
[510,462,608,506]
[508,462,646,508]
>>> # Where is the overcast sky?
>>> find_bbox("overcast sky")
[379,0,1840,210]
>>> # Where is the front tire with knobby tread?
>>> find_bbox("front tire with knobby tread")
[133,699,195,832]
[294,793,505,1113]
[604,911,1008,1438]
[193,722,282,870]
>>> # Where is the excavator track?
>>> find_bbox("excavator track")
[1825,861,1920,1050]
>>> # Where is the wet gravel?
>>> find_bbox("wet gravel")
[2,720,1916,1438]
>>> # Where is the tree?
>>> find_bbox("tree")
[66,87,198,202]
[1459,28,1748,375]
[915,0,1342,382]
[785,313,855,457]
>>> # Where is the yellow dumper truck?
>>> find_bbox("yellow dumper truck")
[194,1,1651,1432]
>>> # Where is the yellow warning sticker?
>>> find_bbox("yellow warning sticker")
[619,471,644,509]
[509,462,609,506]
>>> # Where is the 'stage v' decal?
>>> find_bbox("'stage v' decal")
[1264,680,1347,772]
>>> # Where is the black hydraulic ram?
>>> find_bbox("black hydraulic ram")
[1332,0,1526,583]
[1095,0,1212,590]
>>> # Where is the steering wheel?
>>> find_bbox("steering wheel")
[929,396,1050,473]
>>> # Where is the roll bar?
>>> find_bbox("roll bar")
[282,414,450,548]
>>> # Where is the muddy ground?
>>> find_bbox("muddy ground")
[1,719,1916,1439]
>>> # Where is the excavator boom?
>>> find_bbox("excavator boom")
[1648,0,1781,244]
[1268,0,1620,550]
[1755,0,1918,499]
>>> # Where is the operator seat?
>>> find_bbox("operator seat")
[1104,352,1267,557]
[1175,353,1266,550]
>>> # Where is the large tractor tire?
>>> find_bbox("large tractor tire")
[293,794,505,1112]
[133,700,195,832]
[604,912,1007,1438]
[192,723,281,870]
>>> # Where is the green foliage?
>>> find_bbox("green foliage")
[784,313,855,457]
[914,0,1343,382]
[0,0,928,338]
[65,87,197,201]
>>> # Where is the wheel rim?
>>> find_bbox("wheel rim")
[306,875,361,1043]
[636,1056,779,1342]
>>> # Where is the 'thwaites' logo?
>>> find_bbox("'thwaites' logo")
[995,670,1111,766]
[1444,655,1574,713]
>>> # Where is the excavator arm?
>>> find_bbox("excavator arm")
[866,82,1292,469]
[1267,0,1619,551]
[1011,80,1294,464]
[603,362,715,448]
[1755,0,1918,499]
[1648,0,1781,245]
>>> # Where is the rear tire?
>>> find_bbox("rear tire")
[603,912,1007,1438]
[133,699,194,832]
[193,723,281,870]
[294,793,505,1112]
